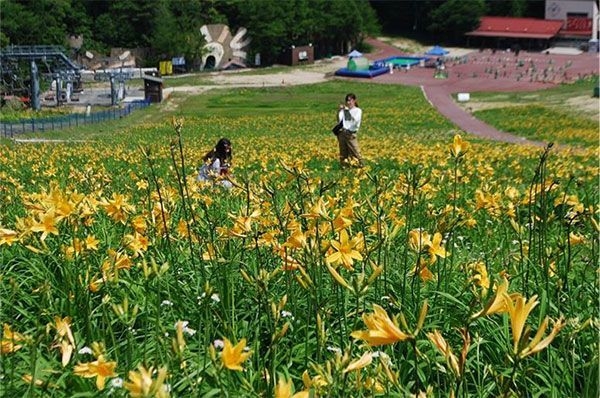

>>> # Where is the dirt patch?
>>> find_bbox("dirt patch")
[376,36,427,54]
[375,37,474,58]
[564,96,600,119]
[458,101,529,113]
[207,70,330,86]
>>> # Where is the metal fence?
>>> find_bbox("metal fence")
[1,99,151,138]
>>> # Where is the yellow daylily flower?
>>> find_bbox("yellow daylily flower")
[332,213,352,231]
[228,210,260,238]
[408,229,448,262]
[131,215,147,234]
[519,316,565,359]
[221,338,252,371]
[408,229,431,253]
[351,304,413,346]
[1,323,27,354]
[364,376,385,394]
[471,277,514,319]
[504,293,539,354]
[343,351,373,373]
[469,261,490,296]
[411,258,436,283]
[427,232,448,262]
[301,197,329,219]
[450,134,470,158]
[568,232,586,245]
[274,376,310,398]
[257,230,278,247]
[73,355,117,391]
[202,243,219,261]
[21,374,59,389]
[427,330,460,377]
[326,229,363,270]
[275,376,293,398]
[283,228,307,249]
[29,209,61,241]
[124,364,169,398]
[123,232,150,257]
[99,193,135,224]
[84,235,100,251]
[325,263,353,291]
[0,228,19,246]
[51,316,76,367]
[301,370,328,390]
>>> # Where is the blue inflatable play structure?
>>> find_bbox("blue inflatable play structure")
[334,51,389,78]
[334,49,429,78]
[425,45,449,56]
[334,62,389,78]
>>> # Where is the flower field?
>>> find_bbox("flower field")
[1,81,598,397]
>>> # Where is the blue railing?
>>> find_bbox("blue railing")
[1,99,151,138]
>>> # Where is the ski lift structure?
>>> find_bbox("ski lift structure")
[93,69,135,106]
[0,45,82,110]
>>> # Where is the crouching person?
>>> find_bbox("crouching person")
[197,138,233,189]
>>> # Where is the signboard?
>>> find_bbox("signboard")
[565,16,592,32]
[172,57,186,66]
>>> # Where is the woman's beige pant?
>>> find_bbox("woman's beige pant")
[337,130,363,167]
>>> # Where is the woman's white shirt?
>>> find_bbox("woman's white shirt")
[338,107,362,132]
[197,158,222,182]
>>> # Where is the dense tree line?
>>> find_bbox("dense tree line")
[370,0,545,44]
[1,0,545,67]
[0,0,378,67]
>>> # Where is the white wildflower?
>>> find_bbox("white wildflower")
[213,339,224,349]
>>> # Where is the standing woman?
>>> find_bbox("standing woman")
[197,138,233,188]
[336,93,363,167]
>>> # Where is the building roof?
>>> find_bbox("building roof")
[466,16,563,39]
[142,74,163,83]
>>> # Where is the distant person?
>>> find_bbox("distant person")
[197,138,233,189]
[336,93,363,167]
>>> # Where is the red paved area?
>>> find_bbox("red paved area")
[347,38,600,146]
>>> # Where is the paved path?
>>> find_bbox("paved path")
[359,38,599,146]
[421,85,546,146]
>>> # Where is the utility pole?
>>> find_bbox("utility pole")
[30,60,40,111]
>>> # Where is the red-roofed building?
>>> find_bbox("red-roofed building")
[466,17,564,50]
[467,1,599,51]
[467,17,564,39]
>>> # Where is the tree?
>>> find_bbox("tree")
[0,0,75,46]
[369,0,451,38]
[355,0,380,48]
[148,1,180,63]
[486,0,527,17]
[309,0,379,58]
[427,0,487,44]
[235,0,289,65]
